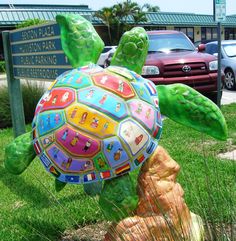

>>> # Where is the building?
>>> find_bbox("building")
[0,4,236,58]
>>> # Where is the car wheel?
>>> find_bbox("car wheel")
[104,59,110,68]
[224,69,236,90]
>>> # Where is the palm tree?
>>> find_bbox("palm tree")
[142,3,160,12]
[133,10,147,24]
[94,7,114,44]
[95,1,158,44]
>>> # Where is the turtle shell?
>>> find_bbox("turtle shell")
[32,64,162,184]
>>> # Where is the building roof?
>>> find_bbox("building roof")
[144,12,236,27]
[0,4,90,9]
[0,9,100,26]
[0,4,236,28]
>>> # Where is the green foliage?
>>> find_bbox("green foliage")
[0,61,6,73]
[16,19,48,29]
[0,81,45,128]
[94,0,160,44]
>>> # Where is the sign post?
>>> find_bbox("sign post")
[2,31,26,137]
[213,0,226,107]
[2,22,72,137]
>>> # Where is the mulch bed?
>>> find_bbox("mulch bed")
[61,221,110,241]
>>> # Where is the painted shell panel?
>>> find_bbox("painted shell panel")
[32,65,162,184]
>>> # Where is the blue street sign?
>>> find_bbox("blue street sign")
[9,22,72,80]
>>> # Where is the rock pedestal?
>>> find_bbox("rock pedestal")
[104,146,204,241]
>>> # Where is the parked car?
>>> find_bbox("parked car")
[205,40,236,90]
[104,51,115,68]
[97,46,117,67]
[142,30,223,103]
[194,39,216,47]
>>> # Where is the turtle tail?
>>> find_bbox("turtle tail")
[157,84,228,141]
[5,132,36,175]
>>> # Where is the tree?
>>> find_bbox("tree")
[95,1,159,44]
[142,3,160,12]
[94,8,114,44]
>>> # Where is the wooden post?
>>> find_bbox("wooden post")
[2,31,26,137]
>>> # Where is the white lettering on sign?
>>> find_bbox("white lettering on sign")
[21,26,55,41]
[19,55,58,65]
[15,68,59,79]
[18,40,57,53]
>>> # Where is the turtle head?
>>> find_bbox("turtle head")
[56,14,104,68]
[111,27,149,74]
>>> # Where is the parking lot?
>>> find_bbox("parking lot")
[0,73,235,105]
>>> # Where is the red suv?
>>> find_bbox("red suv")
[142,30,223,103]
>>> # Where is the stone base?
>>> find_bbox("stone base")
[104,146,205,241]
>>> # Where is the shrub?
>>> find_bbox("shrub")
[0,61,6,73]
[0,81,45,128]
[16,19,48,29]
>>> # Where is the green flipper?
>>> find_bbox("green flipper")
[99,173,138,222]
[55,179,67,192]
[111,27,149,74]
[4,132,36,174]
[56,14,104,68]
[83,181,103,196]
[157,84,228,141]
[56,14,105,196]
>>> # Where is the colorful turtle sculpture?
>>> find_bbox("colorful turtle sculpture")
[5,14,227,222]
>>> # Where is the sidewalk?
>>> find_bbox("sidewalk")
[1,73,235,105]
[221,89,236,105]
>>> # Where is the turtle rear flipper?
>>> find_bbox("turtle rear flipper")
[157,84,227,141]
[5,132,36,174]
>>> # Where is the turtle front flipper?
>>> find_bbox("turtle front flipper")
[111,27,149,74]
[56,14,104,68]
[157,84,227,141]
[4,132,36,174]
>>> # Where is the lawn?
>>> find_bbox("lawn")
[0,104,235,241]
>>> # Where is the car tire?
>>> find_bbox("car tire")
[104,59,110,68]
[224,69,236,90]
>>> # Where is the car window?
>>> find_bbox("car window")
[223,44,236,57]
[102,47,112,53]
[206,44,218,55]
[148,33,195,53]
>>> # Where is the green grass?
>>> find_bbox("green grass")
[0,104,235,241]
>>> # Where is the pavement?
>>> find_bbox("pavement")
[221,89,236,105]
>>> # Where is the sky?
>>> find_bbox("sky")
[1,0,236,15]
